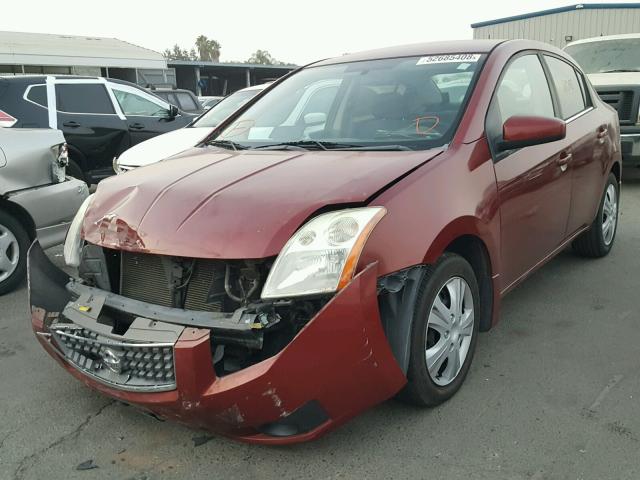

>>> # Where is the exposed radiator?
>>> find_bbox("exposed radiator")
[119,252,226,312]
[120,252,173,308]
[184,259,225,312]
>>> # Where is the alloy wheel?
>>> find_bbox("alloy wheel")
[602,184,618,246]
[0,223,19,282]
[425,277,474,386]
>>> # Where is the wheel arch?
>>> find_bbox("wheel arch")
[422,217,499,332]
[610,160,621,184]
[442,234,494,332]
[377,220,499,374]
[0,198,37,240]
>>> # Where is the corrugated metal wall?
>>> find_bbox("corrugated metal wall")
[473,8,640,48]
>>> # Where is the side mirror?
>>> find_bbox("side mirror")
[303,112,327,126]
[166,104,179,119]
[498,115,566,151]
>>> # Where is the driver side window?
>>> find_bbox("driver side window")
[113,89,168,117]
[487,54,555,158]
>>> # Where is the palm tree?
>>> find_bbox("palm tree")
[196,35,221,62]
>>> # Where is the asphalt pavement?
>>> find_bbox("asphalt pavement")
[1,171,639,480]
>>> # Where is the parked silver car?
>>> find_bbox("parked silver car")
[0,128,88,294]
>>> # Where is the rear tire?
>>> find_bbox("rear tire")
[398,253,480,407]
[572,173,619,258]
[0,210,30,295]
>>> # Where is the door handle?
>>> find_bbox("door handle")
[129,123,145,130]
[63,121,80,128]
[557,152,572,172]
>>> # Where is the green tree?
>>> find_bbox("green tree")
[163,44,194,61]
[196,35,221,62]
[247,49,277,65]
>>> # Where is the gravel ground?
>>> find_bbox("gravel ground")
[1,171,639,480]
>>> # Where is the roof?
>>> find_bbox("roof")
[0,31,166,69]
[471,3,640,28]
[168,60,295,70]
[315,40,503,66]
[566,32,640,46]
[0,75,147,91]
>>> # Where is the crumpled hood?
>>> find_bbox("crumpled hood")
[84,146,443,258]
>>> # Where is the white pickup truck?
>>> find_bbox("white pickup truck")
[566,34,640,167]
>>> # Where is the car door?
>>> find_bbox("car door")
[542,54,607,235]
[55,81,129,181]
[487,53,574,291]
[109,85,191,146]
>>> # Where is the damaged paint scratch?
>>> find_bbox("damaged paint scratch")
[215,404,245,425]
[262,388,283,408]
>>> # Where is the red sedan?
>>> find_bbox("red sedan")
[29,39,621,444]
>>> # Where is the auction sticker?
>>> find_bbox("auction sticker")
[417,54,481,65]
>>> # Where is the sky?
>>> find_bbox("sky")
[1,0,639,65]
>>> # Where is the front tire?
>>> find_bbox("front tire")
[399,253,480,407]
[572,172,619,258]
[0,211,30,295]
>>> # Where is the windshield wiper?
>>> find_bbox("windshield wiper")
[599,68,640,73]
[252,141,414,151]
[334,144,414,151]
[253,140,361,151]
[207,139,247,151]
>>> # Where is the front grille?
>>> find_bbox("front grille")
[597,89,635,123]
[50,323,176,392]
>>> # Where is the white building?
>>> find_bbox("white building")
[472,3,640,49]
[0,30,295,95]
[0,31,174,87]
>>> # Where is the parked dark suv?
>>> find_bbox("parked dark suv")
[152,88,204,115]
[0,76,194,183]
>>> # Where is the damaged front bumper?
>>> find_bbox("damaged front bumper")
[28,242,406,444]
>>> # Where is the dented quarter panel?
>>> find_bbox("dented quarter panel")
[0,128,65,192]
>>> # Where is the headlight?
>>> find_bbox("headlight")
[63,194,94,267]
[261,207,386,299]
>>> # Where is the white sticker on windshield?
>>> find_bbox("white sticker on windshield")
[417,54,481,65]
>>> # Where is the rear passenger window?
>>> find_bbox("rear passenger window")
[55,84,115,114]
[544,56,587,119]
[176,92,199,111]
[575,70,592,107]
[26,85,47,107]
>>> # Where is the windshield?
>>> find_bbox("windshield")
[214,54,484,151]
[565,38,640,74]
[194,89,262,128]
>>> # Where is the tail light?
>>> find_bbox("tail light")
[51,143,69,183]
[0,109,17,128]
